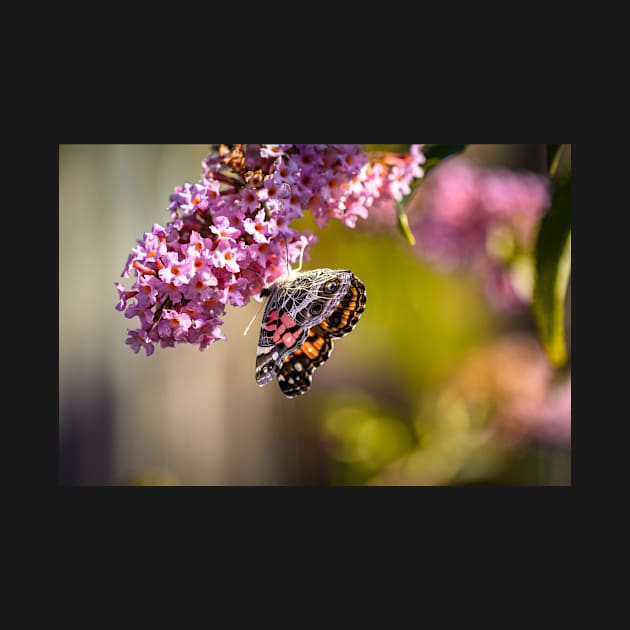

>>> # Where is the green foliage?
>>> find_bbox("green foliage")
[533,148,571,367]
[547,144,562,174]
[395,144,468,244]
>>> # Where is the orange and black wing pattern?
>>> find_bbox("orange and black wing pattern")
[318,274,367,338]
[276,274,367,397]
[277,326,334,397]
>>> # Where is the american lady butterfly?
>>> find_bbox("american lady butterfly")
[255,268,367,397]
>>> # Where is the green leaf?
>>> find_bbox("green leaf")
[533,165,571,367]
[546,144,561,173]
[547,144,568,178]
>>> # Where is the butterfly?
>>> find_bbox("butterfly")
[255,268,367,397]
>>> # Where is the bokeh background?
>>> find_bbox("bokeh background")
[59,144,571,485]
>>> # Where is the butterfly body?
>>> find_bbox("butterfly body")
[255,268,366,397]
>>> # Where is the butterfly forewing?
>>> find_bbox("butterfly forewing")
[255,268,366,396]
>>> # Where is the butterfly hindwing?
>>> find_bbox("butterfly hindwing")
[276,326,334,397]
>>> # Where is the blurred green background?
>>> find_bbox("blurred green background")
[59,144,570,485]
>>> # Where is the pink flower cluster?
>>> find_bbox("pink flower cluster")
[116,144,426,355]
[410,157,550,310]
[453,334,571,447]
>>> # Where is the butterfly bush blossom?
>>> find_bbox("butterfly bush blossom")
[116,144,426,355]
[408,157,550,310]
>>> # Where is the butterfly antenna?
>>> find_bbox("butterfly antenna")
[284,238,291,277]
[244,300,266,336]
[298,239,307,272]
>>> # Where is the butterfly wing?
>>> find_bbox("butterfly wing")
[276,325,334,397]
[255,286,307,386]
[276,273,367,397]
[255,269,352,386]
[318,274,367,338]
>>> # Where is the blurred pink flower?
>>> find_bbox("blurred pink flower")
[360,153,551,311]
[452,335,571,447]
[501,377,571,446]
[410,157,550,310]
